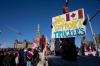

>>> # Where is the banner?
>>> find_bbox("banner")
[32,40,37,49]
[52,8,86,38]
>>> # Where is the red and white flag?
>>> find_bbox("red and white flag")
[27,51,33,60]
[32,40,37,49]
[15,52,19,66]
[43,37,48,59]
[63,6,69,13]
[66,8,85,21]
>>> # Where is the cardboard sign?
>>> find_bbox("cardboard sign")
[52,8,86,38]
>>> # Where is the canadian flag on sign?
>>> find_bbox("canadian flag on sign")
[66,8,84,21]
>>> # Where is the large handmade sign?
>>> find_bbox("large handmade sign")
[52,8,86,38]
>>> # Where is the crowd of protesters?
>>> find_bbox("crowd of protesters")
[0,48,39,66]
[77,44,100,57]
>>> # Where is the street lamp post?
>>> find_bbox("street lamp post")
[87,15,96,44]
[87,9,100,51]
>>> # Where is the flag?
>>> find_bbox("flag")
[27,51,33,60]
[40,35,45,50]
[15,52,19,66]
[32,40,37,49]
[44,36,48,49]
[66,9,84,21]
[43,37,47,59]
[63,6,69,13]
[40,38,42,48]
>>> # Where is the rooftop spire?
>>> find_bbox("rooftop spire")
[37,24,40,32]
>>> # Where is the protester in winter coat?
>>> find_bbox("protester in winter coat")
[26,50,33,66]
[0,51,4,66]
[33,49,39,66]
[3,52,12,66]
[10,53,16,66]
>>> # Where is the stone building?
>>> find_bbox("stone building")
[14,24,41,48]
[14,40,32,48]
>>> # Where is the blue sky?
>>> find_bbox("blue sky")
[0,0,100,47]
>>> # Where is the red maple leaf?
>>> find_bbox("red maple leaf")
[71,13,76,18]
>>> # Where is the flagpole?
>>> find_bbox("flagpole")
[87,14,97,48]
[90,9,100,21]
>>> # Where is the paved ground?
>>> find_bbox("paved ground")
[37,61,43,66]
[47,56,100,66]
[37,60,48,66]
